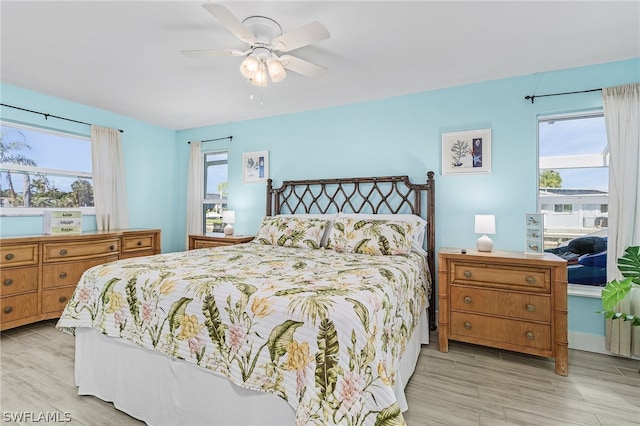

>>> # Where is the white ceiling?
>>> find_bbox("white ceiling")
[1,1,639,131]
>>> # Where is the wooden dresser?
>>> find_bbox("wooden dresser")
[438,248,568,376]
[1,229,160,331]
[189,233,254,249]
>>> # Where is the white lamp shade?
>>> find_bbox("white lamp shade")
[474,214,496,234]
[267,59,286,82]
[222,211,235,224]
[240,56,260,79]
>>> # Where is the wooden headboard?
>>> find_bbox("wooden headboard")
[266,172,436,329]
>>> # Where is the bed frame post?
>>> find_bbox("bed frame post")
[266,179,273,216]
[426,171,436,330]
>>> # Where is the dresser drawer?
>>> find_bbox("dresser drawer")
[122,234,156,254]
[450,311,552,351]
[43,239,120,262]
[0,266,38,296]
[42,255,118,289]
[451,261,550,293]
[1,293,38,323]
[0,244,39,268]
[42,287,76,314]
[450,285,551,322]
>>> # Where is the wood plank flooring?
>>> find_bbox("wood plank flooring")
[1,320,639,425]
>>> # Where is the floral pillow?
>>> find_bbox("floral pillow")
[326,218,418,255]
[252,216,330,249]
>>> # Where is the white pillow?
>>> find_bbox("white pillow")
[338,213,427,249]
[276,213,338,247]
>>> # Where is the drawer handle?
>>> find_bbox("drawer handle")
[5,253,14,261]
[526,332,535,340]
[525,276,535,284]
[59,296,67,304]
[463,296,472,304]
[3,306,13,314]
[59,272,68,279]
[137,241,143,246]
[109,245,115,251]
[463,270,472,278]
[59,249,68,256]
[525,303,536,312]
[3,279,14,286]
[464,321,472,330]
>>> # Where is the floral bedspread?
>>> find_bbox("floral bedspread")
[56,243,430,426]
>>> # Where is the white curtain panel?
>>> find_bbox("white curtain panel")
[90,125,129,231]
[603,83,640,357]
[186,141,203,246]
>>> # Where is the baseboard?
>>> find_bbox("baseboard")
[568,330,608,354]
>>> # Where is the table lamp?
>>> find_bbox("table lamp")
[475,214,495,252]
[222,210,235,236]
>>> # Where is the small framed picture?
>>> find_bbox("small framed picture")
[525,213,544,256]
[243,151,269,183]
[442,129,491,175]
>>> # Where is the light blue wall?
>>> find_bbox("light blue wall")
[1,58,638,346]
[0,84,182,252]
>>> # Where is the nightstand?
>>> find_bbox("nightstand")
[438,248,568,376]
[188,233,254,250]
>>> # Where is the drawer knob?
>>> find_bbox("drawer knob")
[525,303,536,312]
[137,241,142,246]
[3,306,13,314]
[109,245,115,251]
[463,270,472,278]
[463,296,472,304]
[525,276,535,284]
[5,253,14,261]
[59,249,68,256]
[3,279,14,286]
[59,296,67,304]
[59,272,68,279]
[464,321,472,330]
[526,331,535,340]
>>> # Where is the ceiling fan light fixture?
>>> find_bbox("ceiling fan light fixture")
[267,58,286,83]
[250,59,268,87]
[240,55,260,79]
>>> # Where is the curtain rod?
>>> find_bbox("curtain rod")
[0,103,124,133]
[524,88,602,104]
[188,136,233,144]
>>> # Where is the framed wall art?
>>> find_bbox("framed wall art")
[243,150,269,183]
[441,128,492,175]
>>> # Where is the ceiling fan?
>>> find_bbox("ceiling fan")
[182,3,330,87]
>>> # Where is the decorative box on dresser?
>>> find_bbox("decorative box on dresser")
[1,229,161,331]
[188,233,254,250]
[438,248,568,376]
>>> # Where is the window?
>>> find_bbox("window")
[538,112,608,285]
[0,122,93,214]
[203,151,228,233]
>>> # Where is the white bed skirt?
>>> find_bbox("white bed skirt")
[74,310,430,426]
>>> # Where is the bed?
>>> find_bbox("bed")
[56,173,436,426]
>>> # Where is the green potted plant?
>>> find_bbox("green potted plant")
[600,246,640,326]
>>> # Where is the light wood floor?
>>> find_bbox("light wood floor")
[1,320,639,425]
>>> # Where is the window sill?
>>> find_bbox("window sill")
[568,283,603,298]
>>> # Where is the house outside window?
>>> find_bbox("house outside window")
[538,112,608,286]
[203,151,228,233]
[0,122,93,215]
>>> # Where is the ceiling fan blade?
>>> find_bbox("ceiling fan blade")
[202,3,256,45]
[279,55,327,79]
[181,49,245,58]
[270,21,330,52]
